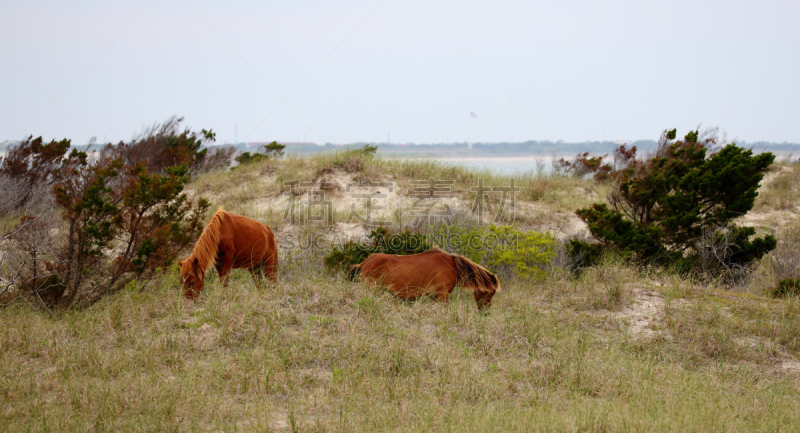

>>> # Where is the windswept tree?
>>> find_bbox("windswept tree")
[1,117,214,308]
[52,150,209,306]
[101,115,217,175]
[569,128,776,277]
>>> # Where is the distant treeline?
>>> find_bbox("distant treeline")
[196,140,798,157]
[2,139,797,157]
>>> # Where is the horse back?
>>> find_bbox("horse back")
[218,212,277,266]
[359,251,457,299]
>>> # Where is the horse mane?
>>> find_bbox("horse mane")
[434,247,500,295]
[189,207,225,278]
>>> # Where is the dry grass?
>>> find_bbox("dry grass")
[754,160,800,212]
[189,153,598,240]
[3,261,800,431]
[742,221,800,297]
[3,154,800,431]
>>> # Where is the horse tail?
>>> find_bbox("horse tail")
[347,264,361,281]
[451,254,500,295]
[190,207,225,277]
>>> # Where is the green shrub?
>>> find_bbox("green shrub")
[359,144,378,155]
[566,239,606,272]
[437,225,557,279]
[53,148,209,307]
[235,141,285,166]
[264,141,286,156]
[773,278,800,298]
[569,128,776,276]
[234,151,271,166]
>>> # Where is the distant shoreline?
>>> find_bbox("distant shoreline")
[1,141,795,163]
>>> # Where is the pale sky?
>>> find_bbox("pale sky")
[1,0,798,145]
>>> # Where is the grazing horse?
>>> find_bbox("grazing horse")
[178,207,278,299]
[348,247,500,310]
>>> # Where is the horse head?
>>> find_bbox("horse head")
[451,253,500,311]
[178,257,205,299]
[473,272,500,311]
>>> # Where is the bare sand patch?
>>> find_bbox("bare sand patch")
[615,288,665,339]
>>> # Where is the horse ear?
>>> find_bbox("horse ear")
[192,257,200,269]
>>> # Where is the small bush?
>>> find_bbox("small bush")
[235,141,285,167]
[52,150,209,307]
[773,278,800,298]
[312,144,380,177]
[235,151,270,166]
[565,239,605,273]
[264,141,286,156]
[435,225,557,279]
[359,144,378,155]
[0,198,60,307]
[554,152,613,181]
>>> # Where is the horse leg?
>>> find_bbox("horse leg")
[262,259,278,283]
[216,252,234,287]
[249,266,265,290]
[436,282,457,303]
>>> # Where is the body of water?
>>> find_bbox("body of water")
[429,157,558,176]
[429,149,797,176]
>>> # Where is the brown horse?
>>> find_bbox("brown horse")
[178,207,278,299]
[348,247,500,310]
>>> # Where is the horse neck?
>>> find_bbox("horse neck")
[452,254,496,293]
[191,211,223,275]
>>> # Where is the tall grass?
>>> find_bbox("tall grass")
[3,255,800,431]
[754,160,800,211]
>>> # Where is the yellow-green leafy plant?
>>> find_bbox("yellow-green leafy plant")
[437,225,557,279]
